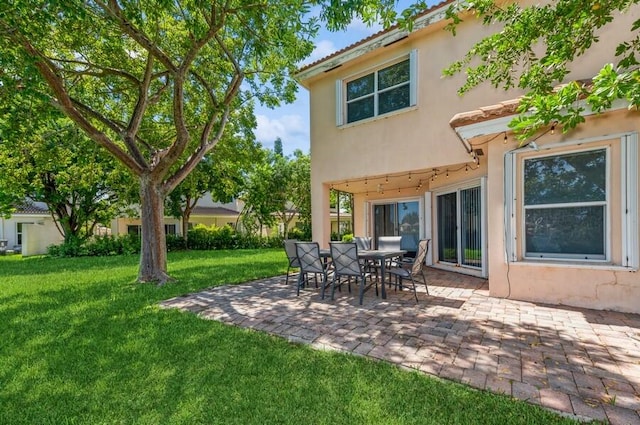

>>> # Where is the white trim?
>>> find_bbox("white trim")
[424,191,433,265]
[335,80,344,126]
[520,146,610,261]
[336,50,418,127]
[409,49,417,107]
[507,261,635,271]
[503,150,517,262]
[480,176,488,277]
[622,133,639,268]
[432,178,486,276]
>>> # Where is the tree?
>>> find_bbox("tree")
[273,137,284,157]
[440,0,640,138]
[0,1,326,283]
[0,89,134,242]
[240,146,310,239]
[166,113,261,246]
[0,0,454,283]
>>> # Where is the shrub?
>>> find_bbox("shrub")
[47,224,283,257]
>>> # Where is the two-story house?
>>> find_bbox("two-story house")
[296,2,640,313]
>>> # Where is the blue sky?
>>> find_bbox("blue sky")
[253,13,397,156]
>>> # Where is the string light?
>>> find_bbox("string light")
[408,172,412,181]
[327,164,478,194]
[551,121,557,135]
[503,132,508,144]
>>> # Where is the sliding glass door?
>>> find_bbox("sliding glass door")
[436,184,484,271]
[373,200,420,254]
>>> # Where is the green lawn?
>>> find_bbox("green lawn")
[0,250,587,424]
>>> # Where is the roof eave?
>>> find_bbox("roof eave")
[295,0,454,86]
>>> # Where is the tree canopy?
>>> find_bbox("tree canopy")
[241,146,310,239]
[442,0,640,138]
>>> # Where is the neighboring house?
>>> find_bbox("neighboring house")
[296,2,640,313]
[0,203,63,256]
[111,194,241,237]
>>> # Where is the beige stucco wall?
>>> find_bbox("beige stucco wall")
[485,110,640,313]
[301,2,640,311]
[305,3,639,246]
[112,217,181,235]
[22,219,64,256]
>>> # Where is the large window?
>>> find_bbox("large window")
[523,148,607,260]
[337,51,416,125]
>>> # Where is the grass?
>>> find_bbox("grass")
[0,250,589,425]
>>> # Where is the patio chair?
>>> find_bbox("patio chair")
[376,235,404,284]
[327,242,376,304]
[354,236,372,251]
[387,239,430,302]
[283,239,300,285]
[295,242,328,296]
[377,235,402,251]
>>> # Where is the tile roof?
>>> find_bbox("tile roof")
[296,0,455,74]
[191,206,240,216]
[449,80,594,129]
[449,98,521,128]
[13,204,50,215]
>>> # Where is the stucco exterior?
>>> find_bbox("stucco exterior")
[297,2,640,312]
[0,203,63,256]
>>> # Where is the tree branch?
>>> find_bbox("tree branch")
[8,29,144,175]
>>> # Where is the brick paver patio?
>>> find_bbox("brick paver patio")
[161,268,640,424]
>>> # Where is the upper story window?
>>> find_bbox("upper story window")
[336,50,417,126]
[523,148,607,260]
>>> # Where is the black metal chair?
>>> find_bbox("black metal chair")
[354,236,372,250]
[283,239,300,285]
[387,239,430,302]
[327,242,376,304]
[295,242,328,296]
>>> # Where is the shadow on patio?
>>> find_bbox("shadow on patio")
[161,268,640,425]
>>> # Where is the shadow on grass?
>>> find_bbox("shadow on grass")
[1,253,590,424]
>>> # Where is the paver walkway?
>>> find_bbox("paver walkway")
[161,268,640,424]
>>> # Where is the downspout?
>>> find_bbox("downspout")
[452,126,474,156]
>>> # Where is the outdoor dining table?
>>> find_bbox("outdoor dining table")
[320,248,406,301]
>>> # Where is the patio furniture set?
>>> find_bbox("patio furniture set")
[284,237,431,305]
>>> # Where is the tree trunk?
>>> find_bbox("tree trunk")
[138,174,171,284]
[182,206,192,249]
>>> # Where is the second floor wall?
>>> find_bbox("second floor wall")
[299,1,640,184]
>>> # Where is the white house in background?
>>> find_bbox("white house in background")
[0,203,63,256]
[110,193,242,237]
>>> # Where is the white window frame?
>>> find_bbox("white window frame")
[16,222,23,246]
[504,133,638,268]
[521,146,610,261]
[432,178,487,278]
[336,49,417,126]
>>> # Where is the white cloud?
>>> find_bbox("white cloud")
[346,17,383,34]
[305,39,338,64]
[255,114,309,154]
